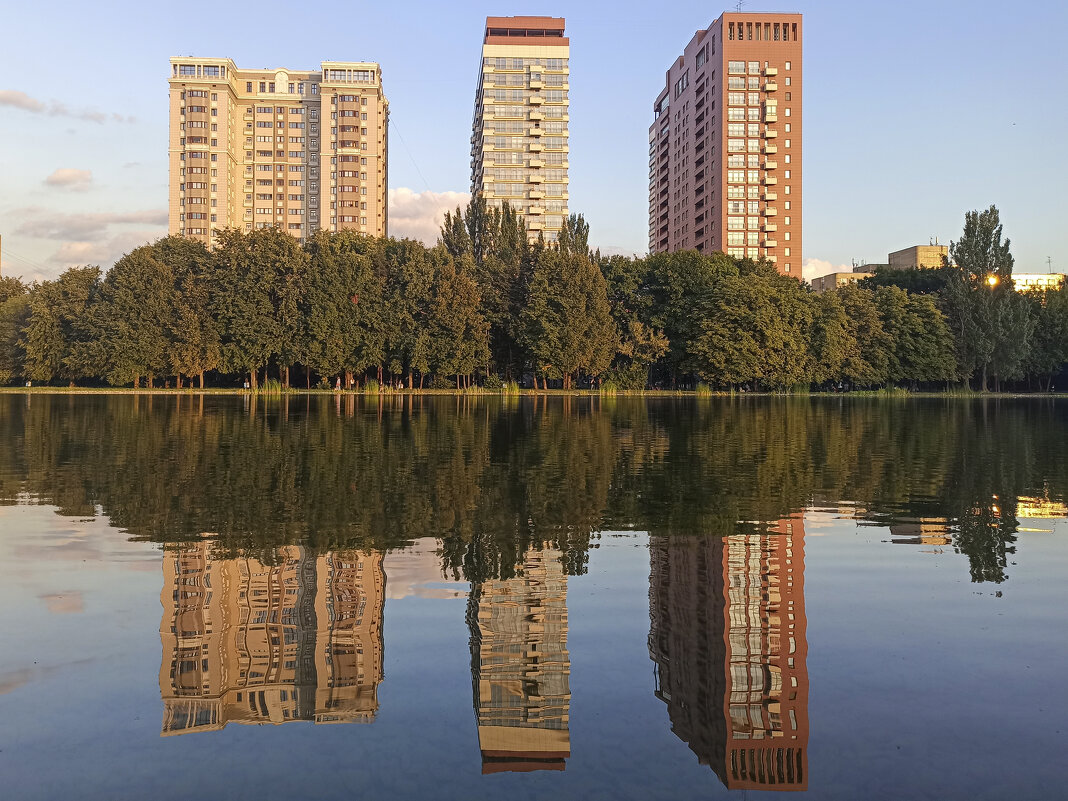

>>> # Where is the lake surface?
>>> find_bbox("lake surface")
[0,393,1064,800]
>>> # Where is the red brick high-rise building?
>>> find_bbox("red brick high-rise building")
[649,13,802,276]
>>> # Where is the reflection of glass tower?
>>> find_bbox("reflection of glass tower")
[159,545,384,735]
[468,548,571,773]
[649,518,808,790]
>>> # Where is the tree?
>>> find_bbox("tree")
[425,253,490,386]
[154,236,220,388]
[691,263,814,390]
[837,285,890,387]
[21,266,101,384]
[809,290,853,386]
[0,294,30,384]
[301,230,383,386]
[943,205,1022,390]
[211,228,306,389]
[1027,287,1068,389]
[521,248,616,388]
[88,247,175,387]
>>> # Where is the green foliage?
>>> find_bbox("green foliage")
[521,247,616,388]
[482,374,504,390]
[860,266,952,295]
[21,266,101,384]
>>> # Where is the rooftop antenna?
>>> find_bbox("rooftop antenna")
[1048,256,1053,274]
[735,0,745,11]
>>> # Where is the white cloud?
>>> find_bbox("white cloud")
[803,258,853,283]
[44,168,92,191]
[14,207,167,242]
[388,187,469,245]
[0,90,135,123]
[49,230,163,268]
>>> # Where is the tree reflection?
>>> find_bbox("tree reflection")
[0,394,1064,584]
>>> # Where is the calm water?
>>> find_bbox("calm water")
[0,394,1065,800]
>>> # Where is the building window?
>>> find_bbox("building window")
[785,61,791,70]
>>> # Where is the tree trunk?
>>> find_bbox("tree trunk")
[407,370,413,390]
[456,374,461,390]
[981,364,988,392]
[419,373,425,389]
[306,369,311,389]
[377,365,383,384]
[177,373,183,389]
[147,374,154,389]
[283,365,290,389]
[345,370,353,391]
[199,371,205,389]
[134,376,140,390]
[250,371,258,391]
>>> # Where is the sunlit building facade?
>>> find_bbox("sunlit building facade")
[468,547,571,773]
[649,12,802,275]
[470,16,570,242]
[168,58,388,246]
[159,544,384,735]
[649,517,808,790]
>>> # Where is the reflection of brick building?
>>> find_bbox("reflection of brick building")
[468,548,570,773]
[159,545,384,735]
[649,518,808,790]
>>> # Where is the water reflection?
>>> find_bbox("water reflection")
[159,545,384,735]
[649,517,808,790]
[468,548,570,773]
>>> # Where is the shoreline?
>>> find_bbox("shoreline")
[1,387,1062,399]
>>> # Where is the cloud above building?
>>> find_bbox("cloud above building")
[44,168,93,191]
[803,258,853,283]
[388,187,469,245]
[0,90,135,123]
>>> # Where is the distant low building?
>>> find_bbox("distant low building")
[810,271,871,293]
[1012,273,1065,292]
[888,245,948,270]
[856,262,888,273]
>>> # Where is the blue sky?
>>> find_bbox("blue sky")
[1,0,1065,281]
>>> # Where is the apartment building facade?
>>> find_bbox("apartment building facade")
[649,13,802,276]
[168,58,388,246]
[470,16,570,242]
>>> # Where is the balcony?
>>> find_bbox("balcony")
[764,67,778,76]
[765,113,778,123]
[529,142,543,152]
[763,129,778,138]
[529,173,544,183]
[529,94,544,105]
[528,205,545,215]
[764,144,778,154]
[764,160,778,170]
[762,223,778,233]
[529,189,545,199]
[529,110,544,120]
[528,219,545,230]
[528,127,543,137]
[766,254,777,263]
[764,82,778,91]
[529,158,544,168]
[529,79,544,90]
[763,239,778,248]
[764,176,778,185]
[763,207,778,216]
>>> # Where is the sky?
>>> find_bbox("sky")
[1,0,1065,282]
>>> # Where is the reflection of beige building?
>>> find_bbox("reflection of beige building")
[468,548,570,773]
[168,58,388,246]
[888,245,948,270]
[649,517,808,790]
[888,517,952,546]
[1016,495,1068,518]
[810,271,871,293]
[470,17,570,243]
[159,545,384,735]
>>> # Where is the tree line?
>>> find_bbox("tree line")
[0,202,1064,391]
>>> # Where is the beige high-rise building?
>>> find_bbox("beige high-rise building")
[650,12,802,276]
[470,17,570,243]
[168,58,388,247]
